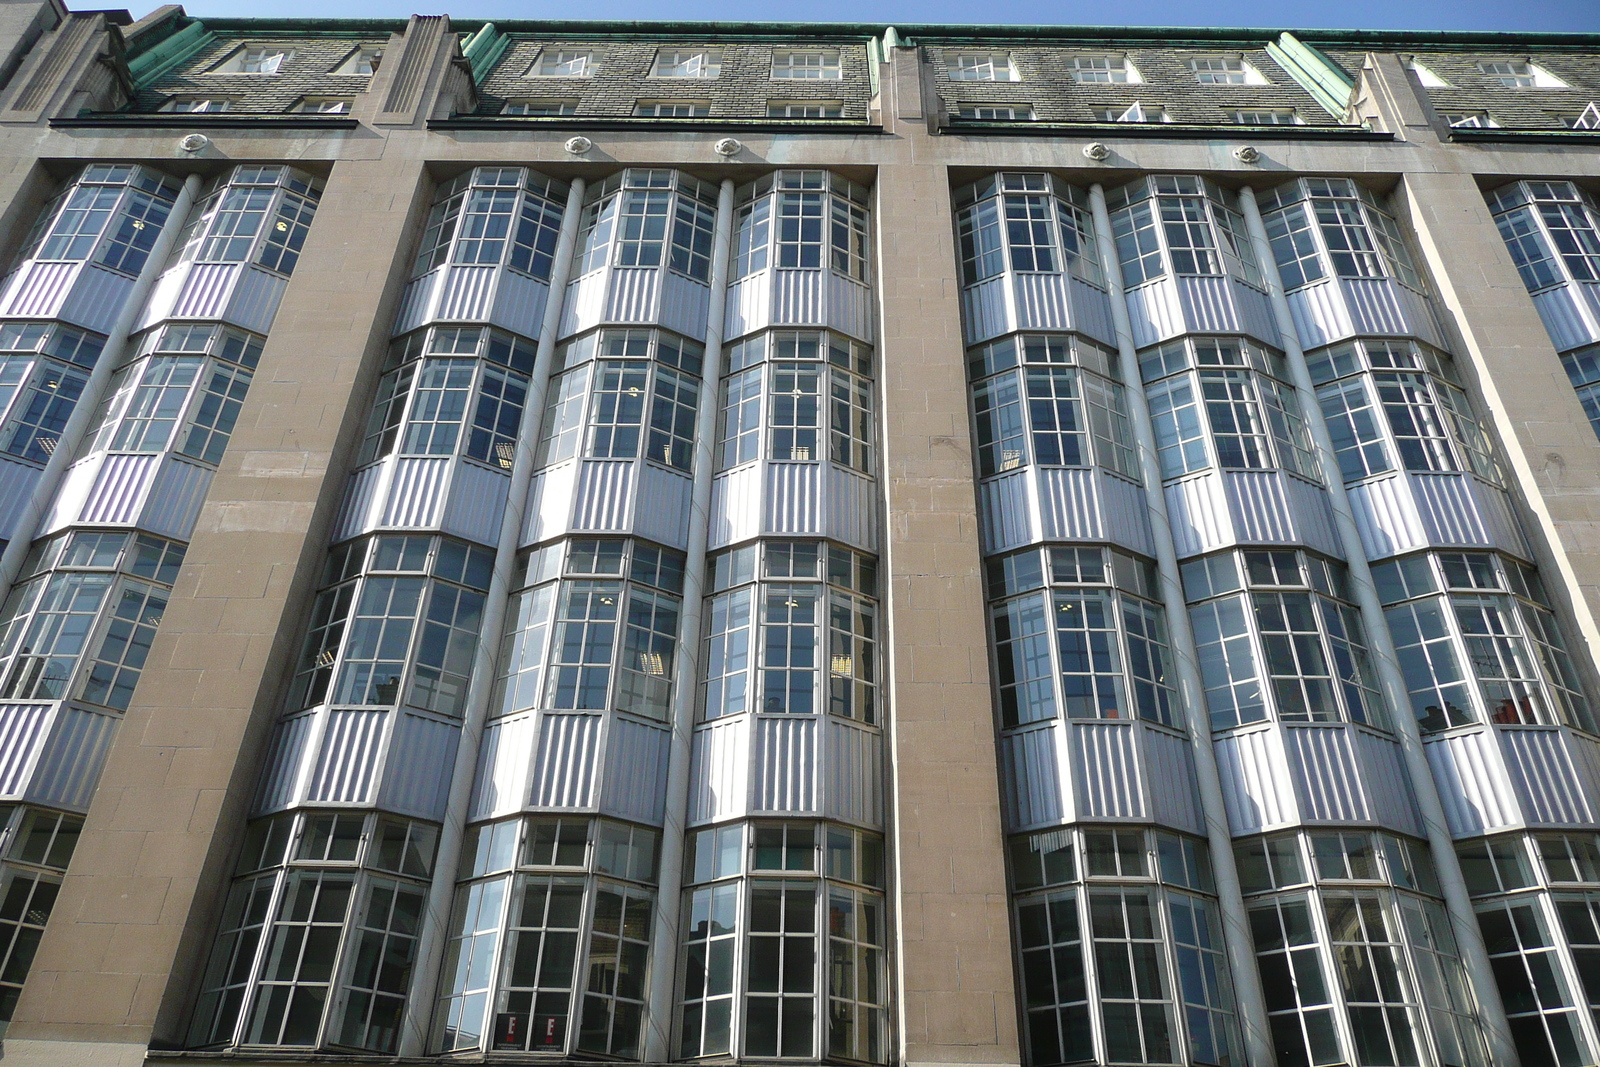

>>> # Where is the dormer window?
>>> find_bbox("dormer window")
[162,96,231,113]
[958,105,1032,120]
[1234,109,1300,125]
[653,49,722,79]
[212,45,291,75]
[1480,60,1569,88]
[768,101,843,118]
[297,97,352,114]
[502,98,579,116]
[1190,56,1268,85]
[635,100,710,117]
[1094,102,1167,123]
[331,46,382,76]
[530,50,596,77]
[1444,112,1499,129]
[1068,56,1141,84]
[772,49,841,80]
[947,53,1017,82]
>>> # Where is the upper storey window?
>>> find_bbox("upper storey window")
[1235,109,1300,125]
[412,167,565,281]
[1479,59,1568,88]
[502,98,578,116]
[1258,177,1423,291]
[1106,175,1261,288]
[772,49,841,79]
[537,328,703,473]
[297,97,352,114]
[1487,181,1600,293]
[1443,112,1498,129]
[954,172,1103,288]
[211,45,292,74]
[17,163,181,275]
[947,52,1018,82]
[732,170,871,285]
[573,169,717,281]
[1190,55,1268,85]
[173,166,322,276]
[530,49,596,77]
[1094,102,1168,123]
[717,330,875,474]
[161,96,231,113]
[1140,336,1319,482]
[1308,338,1499,487]
[653,49,722,78]
[1067,55,1141,84]
[966,333,1135,480]
[330,46,381,75]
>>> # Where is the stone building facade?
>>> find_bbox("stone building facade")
[0,5,1594,1067]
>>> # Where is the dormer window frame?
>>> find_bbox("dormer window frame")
[1094,102,1169,124]
[1443,111,1499,129]
[161,96,233,113]
[528,49,597,78]
[330,45,383,76]
[1067,55,1142,85]
[210,44,293,75]
[652,48,723,79]
[947,52,1019,82]
[957,104,1034,121]
[771,49,842,80]
[1233,108,1302,126]
[296,97,353,115]
[1480,59,1570,89]
[1190,55,1269,86]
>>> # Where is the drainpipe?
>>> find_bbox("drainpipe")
[399,176,588,1057]
[1089,182,1276,1067]
[1237,183,1518,1067]
[0,171,201,594]
[643,175,737,1062]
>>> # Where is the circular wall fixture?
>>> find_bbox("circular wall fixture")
[565,136,593,154]
[179,133,209,153]
[1082,142,1110,161]
[714,137,743,156]
[1234,145,1261,164]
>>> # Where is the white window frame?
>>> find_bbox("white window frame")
[331,46,382,76]
[1234,109,1301,125]
[297,97,352,114]
[529,49,596,77]
[634,100,711,117]
[1094,102,1167,123]
[652,49,722,79]
[958,104,1032,120]
[1190,55,1268,85]
[1480,59,1569,88]
[211,45,291,75]
[1067,55,1141,84]
[502,98,579,116]
[946,52,1018,82]
[767,101,843,118]
[771,49,841,80]
[1443,112,1499,129]
[162,97,232,113]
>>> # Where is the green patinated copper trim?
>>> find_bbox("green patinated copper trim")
[127,19,216,89]
[461,22,510,84]
[156,16,1600,50]
[1267,32,1355,119]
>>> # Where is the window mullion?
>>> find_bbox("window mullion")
[232,865,294,1047]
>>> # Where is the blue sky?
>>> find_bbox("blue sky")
[172,0,1597,33]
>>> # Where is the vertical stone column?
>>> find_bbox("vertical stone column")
[1398,170,1600,664]
[5,158,432,1060]
[877,155,1020,1065]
